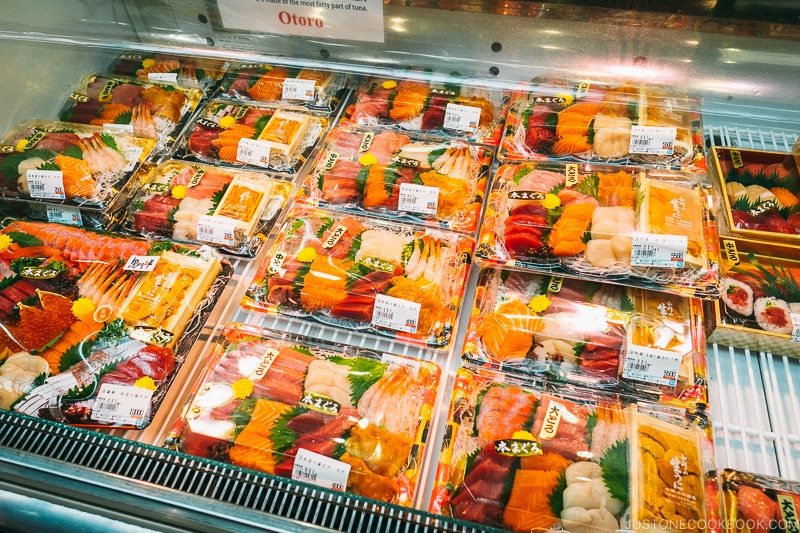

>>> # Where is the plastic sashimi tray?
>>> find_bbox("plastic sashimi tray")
[499,83,706,173]
[719,469,800,533]
[0,120,156,210]
[429,366,715,533]
[59,72,203,152]
[463,266,708,409]
[476,161,721,298]
[242,206,475,349]
[340,76,509,146]
[176,99,329,174]
[709,146,800,243]
[110,52,228,93]
[175,322,441,507]
[296,126,492,233]
[221,63,348,112]
[124,160,292,257]
[0,219,230,429]
[708,235,800,359]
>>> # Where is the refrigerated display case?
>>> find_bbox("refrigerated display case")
[1,1,800,532]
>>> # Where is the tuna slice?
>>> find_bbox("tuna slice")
[450,446,517,527]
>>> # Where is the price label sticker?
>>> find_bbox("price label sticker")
[372,294,422,334]
[236,138,271,168]
[443,103,481,134]
[630,233,687,268]
[46,205,83,226]
[148,72,179,83]
[791,313,800,343]
[123,255,160,272]
[291,448,350,492]
[628,126,677,155]
[92,383,154,426]
[282,78,316,101]
[123,146,145,172]
[103,122,135,134]
[27,169,66,199]
[622,345,683,386]
[398,183,439,215]
[197,215,237,246]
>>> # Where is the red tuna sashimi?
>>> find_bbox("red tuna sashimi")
[330,294,376,322]
[579,344,622,377]
[421,94,448,131]
[475,385,536,443]
[524,105,557,152]
[350,86,393,123]
[450,446,516,527]
[142,194,182,214]
[188,127,217,155]
[238,108,273,127]
[383,167,416,211]
[110,83,144,107]
[0,294,16,316]
[530,394,589,461]
[737,486,777,533]
[35,132,81,153]
[99,345,175,386]
[285,410,335,435]
[504,231,544,257]
[134,211,171,234]
[367,130,411,164]
[273,408,360,477]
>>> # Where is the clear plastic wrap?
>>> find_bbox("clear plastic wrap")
[242,206,474,349]
[174,99,329,174]
[58,72,203,152]
[500,82,706,173]
[720,469,800,533]
[220,63,348,113]
[296,126,492,233]
[709,146,800,242]
[175,322,441,506]
[463,266,708,408]
[123,160,292,257]
[0,219,230,429]
[110,52,228,93]
[0,120,155,210]
[429,366,715,533]
[708,235,800,358]
[340,76,509,146]
[476,162,721,298]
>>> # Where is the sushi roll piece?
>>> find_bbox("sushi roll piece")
[753,296,793,334]
[721,277,755,317]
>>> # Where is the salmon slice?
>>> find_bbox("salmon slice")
[228,398,293,475]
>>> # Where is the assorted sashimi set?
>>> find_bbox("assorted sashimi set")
[341,76,509,145]
[124,160,292,257]
[179,99,329,173]
[477,162,720,297]
[2,53,799,532]
[720,469,800,533]
[242,207,474,348]
[297,127,492,232]
[177,323,440,506]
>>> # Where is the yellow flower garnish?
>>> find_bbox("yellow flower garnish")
[359,153,378,166]
[134,376,157,390]
[171,185,187,199]
[0,234,12,251]
[232,378,254,400]
[381,80,398,89]
[141,58,156,68]
[219,116,236,128]
[556,93,574,107]
[297,246,318,263]
[528,294,551,313]
[71,297,96,319]
[541,193,561,210]
[14,139,28,152]
[512,430,536,441]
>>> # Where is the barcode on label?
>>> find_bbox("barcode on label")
[633,248,657,258]
[96,401,119,412]
[374,309,394,321]
[30,182,45,191]
[626,360,650,373]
